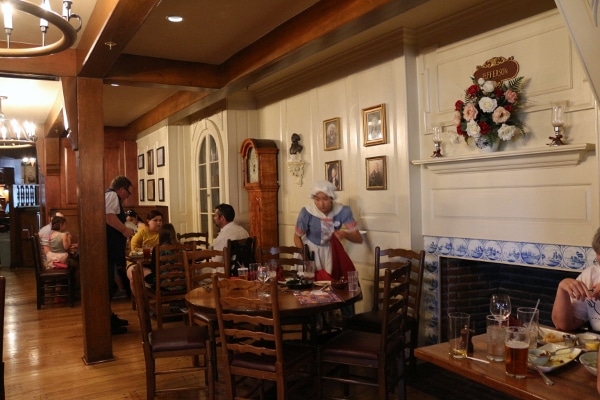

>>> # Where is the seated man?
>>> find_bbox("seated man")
[552,227,600,331]
[211,203,248,263]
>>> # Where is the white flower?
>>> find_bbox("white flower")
[478,96,497,113]
[497,124,517,140]
[477,78,485,86]
[466,120,481,138]
[482,80,495,93]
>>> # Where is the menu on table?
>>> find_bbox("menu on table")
[293,291,342,304]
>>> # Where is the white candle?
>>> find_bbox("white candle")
[40,0,50,28]
[2,3,13,30]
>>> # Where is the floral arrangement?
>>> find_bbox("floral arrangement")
[454,76,525,145]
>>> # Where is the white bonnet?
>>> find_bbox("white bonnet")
[310,180,337,200]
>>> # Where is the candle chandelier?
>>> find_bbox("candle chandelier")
[1,0,82,57]
[0,96,36,148]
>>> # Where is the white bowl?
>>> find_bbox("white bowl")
[579,352,598,376]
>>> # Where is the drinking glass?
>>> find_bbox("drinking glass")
[486,315,508,361]
[490,294,511,322]
[267,260,278,281]
[448,312,470,358]
[303,261,315,281]
[517,307,539,349]
[256,265,269,284]
[505,326,529,378]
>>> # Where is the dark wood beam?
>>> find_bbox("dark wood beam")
[105,54,222,91]
[0,49,77,77]
[78,0,162,78]
[120,91,210,140]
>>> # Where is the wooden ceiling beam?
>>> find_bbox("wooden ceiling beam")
[78,0,162,78]
[105,54,222,91]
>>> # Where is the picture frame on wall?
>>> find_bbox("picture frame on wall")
[325,160,342,191]
[323,117,341,151]
[157,146,165,167]
[137,154,144,170]
[158,178,165,202]
[366,156,386,190]
[139,179,145,201]
[147,179,155,201]
[362,104,387,146]
[146,149,154,175]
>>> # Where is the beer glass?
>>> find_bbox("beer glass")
[505,326,529,378]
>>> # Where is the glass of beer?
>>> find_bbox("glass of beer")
[448,312,470,358]
[505,326,529,378]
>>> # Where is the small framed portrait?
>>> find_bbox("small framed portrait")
[325,160,342,191]
[362,104,387,146]
[323,117,341,151]
[366,156,386,190]
[147,179,155,201]
[146,149,154,175]
[158,178,165,202]
[137,154,144,170]
[139,179,145,201]
[157,146,165,167]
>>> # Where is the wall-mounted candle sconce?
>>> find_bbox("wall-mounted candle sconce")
[548,103,566,146]
[431,126,443,158]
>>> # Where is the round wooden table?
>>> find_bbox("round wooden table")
[185,283,363,318]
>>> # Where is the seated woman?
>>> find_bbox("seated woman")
[44,216,73,270]
[125,210,163,291]
[552,226,600,331]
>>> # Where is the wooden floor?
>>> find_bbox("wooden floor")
[1,266,439,399]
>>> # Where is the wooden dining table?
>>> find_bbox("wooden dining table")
[415,333,597,399]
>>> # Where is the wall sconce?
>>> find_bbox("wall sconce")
[548,103,566,146]
[22,156,36,166]
[431,126,443,158]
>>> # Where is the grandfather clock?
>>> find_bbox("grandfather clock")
[240,138,279,251]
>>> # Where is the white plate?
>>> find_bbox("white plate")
[313,280,331,286]
[538,327,569,345]
[535,343,582,372]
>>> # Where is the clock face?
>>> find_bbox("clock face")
[247,148,259,183]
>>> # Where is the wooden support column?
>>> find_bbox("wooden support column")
[74,77,114,363]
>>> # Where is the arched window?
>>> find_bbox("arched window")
[196,134,221,239]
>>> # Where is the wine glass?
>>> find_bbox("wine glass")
[256,265,269,284]
[490,294,511,323]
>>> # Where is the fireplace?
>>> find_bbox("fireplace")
[420,236,592,345]
[437,257,579,341]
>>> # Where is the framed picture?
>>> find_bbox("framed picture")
[157,146,165,167]
[158,178,165,202]
[147,179,155,201]
[22,164,36,183]
[366,156,386,190]
[139,179,145,201]
[323,117,341,151]
[146,149,154,175]
[137,154,144,170]
[362,104,387,146]
[325,160,342,191]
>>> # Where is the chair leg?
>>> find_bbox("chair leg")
[408,327,418,375]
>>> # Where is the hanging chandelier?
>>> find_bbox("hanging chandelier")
[0,96,36,148]
[1,0,82,57]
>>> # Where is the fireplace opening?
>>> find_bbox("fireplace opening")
[438,257,580,340]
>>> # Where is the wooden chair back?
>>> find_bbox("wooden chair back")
[212,276,287,398]
[183,249,228,291]
[226,236,256,274]
[373,247,424,318]
[258,245,309,279]
[30,234,75,309]
[177,232,210,251]
[380,265,411,355]
[147,243,187,328]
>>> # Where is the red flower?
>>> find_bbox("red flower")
[455,100,464,111]
[466,84,479,98]
[479,121,492,135]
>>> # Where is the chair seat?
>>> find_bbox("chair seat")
[150,325,208,352]
[39,268,72,278]
[321,330,380,362]
[231,342,312,372]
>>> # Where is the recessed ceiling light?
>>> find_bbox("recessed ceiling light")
[110,83,119,87]
[167,15,183,23]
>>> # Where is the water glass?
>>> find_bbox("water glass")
[448,312,470,359]
[517,307,539,349]
[347,270,359,291]
[486,315,508,361]
[303,261,315,281]
[505,326,529,378]
[237,267,248,280]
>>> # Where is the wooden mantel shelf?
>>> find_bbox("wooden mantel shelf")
[411,143,595,174]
